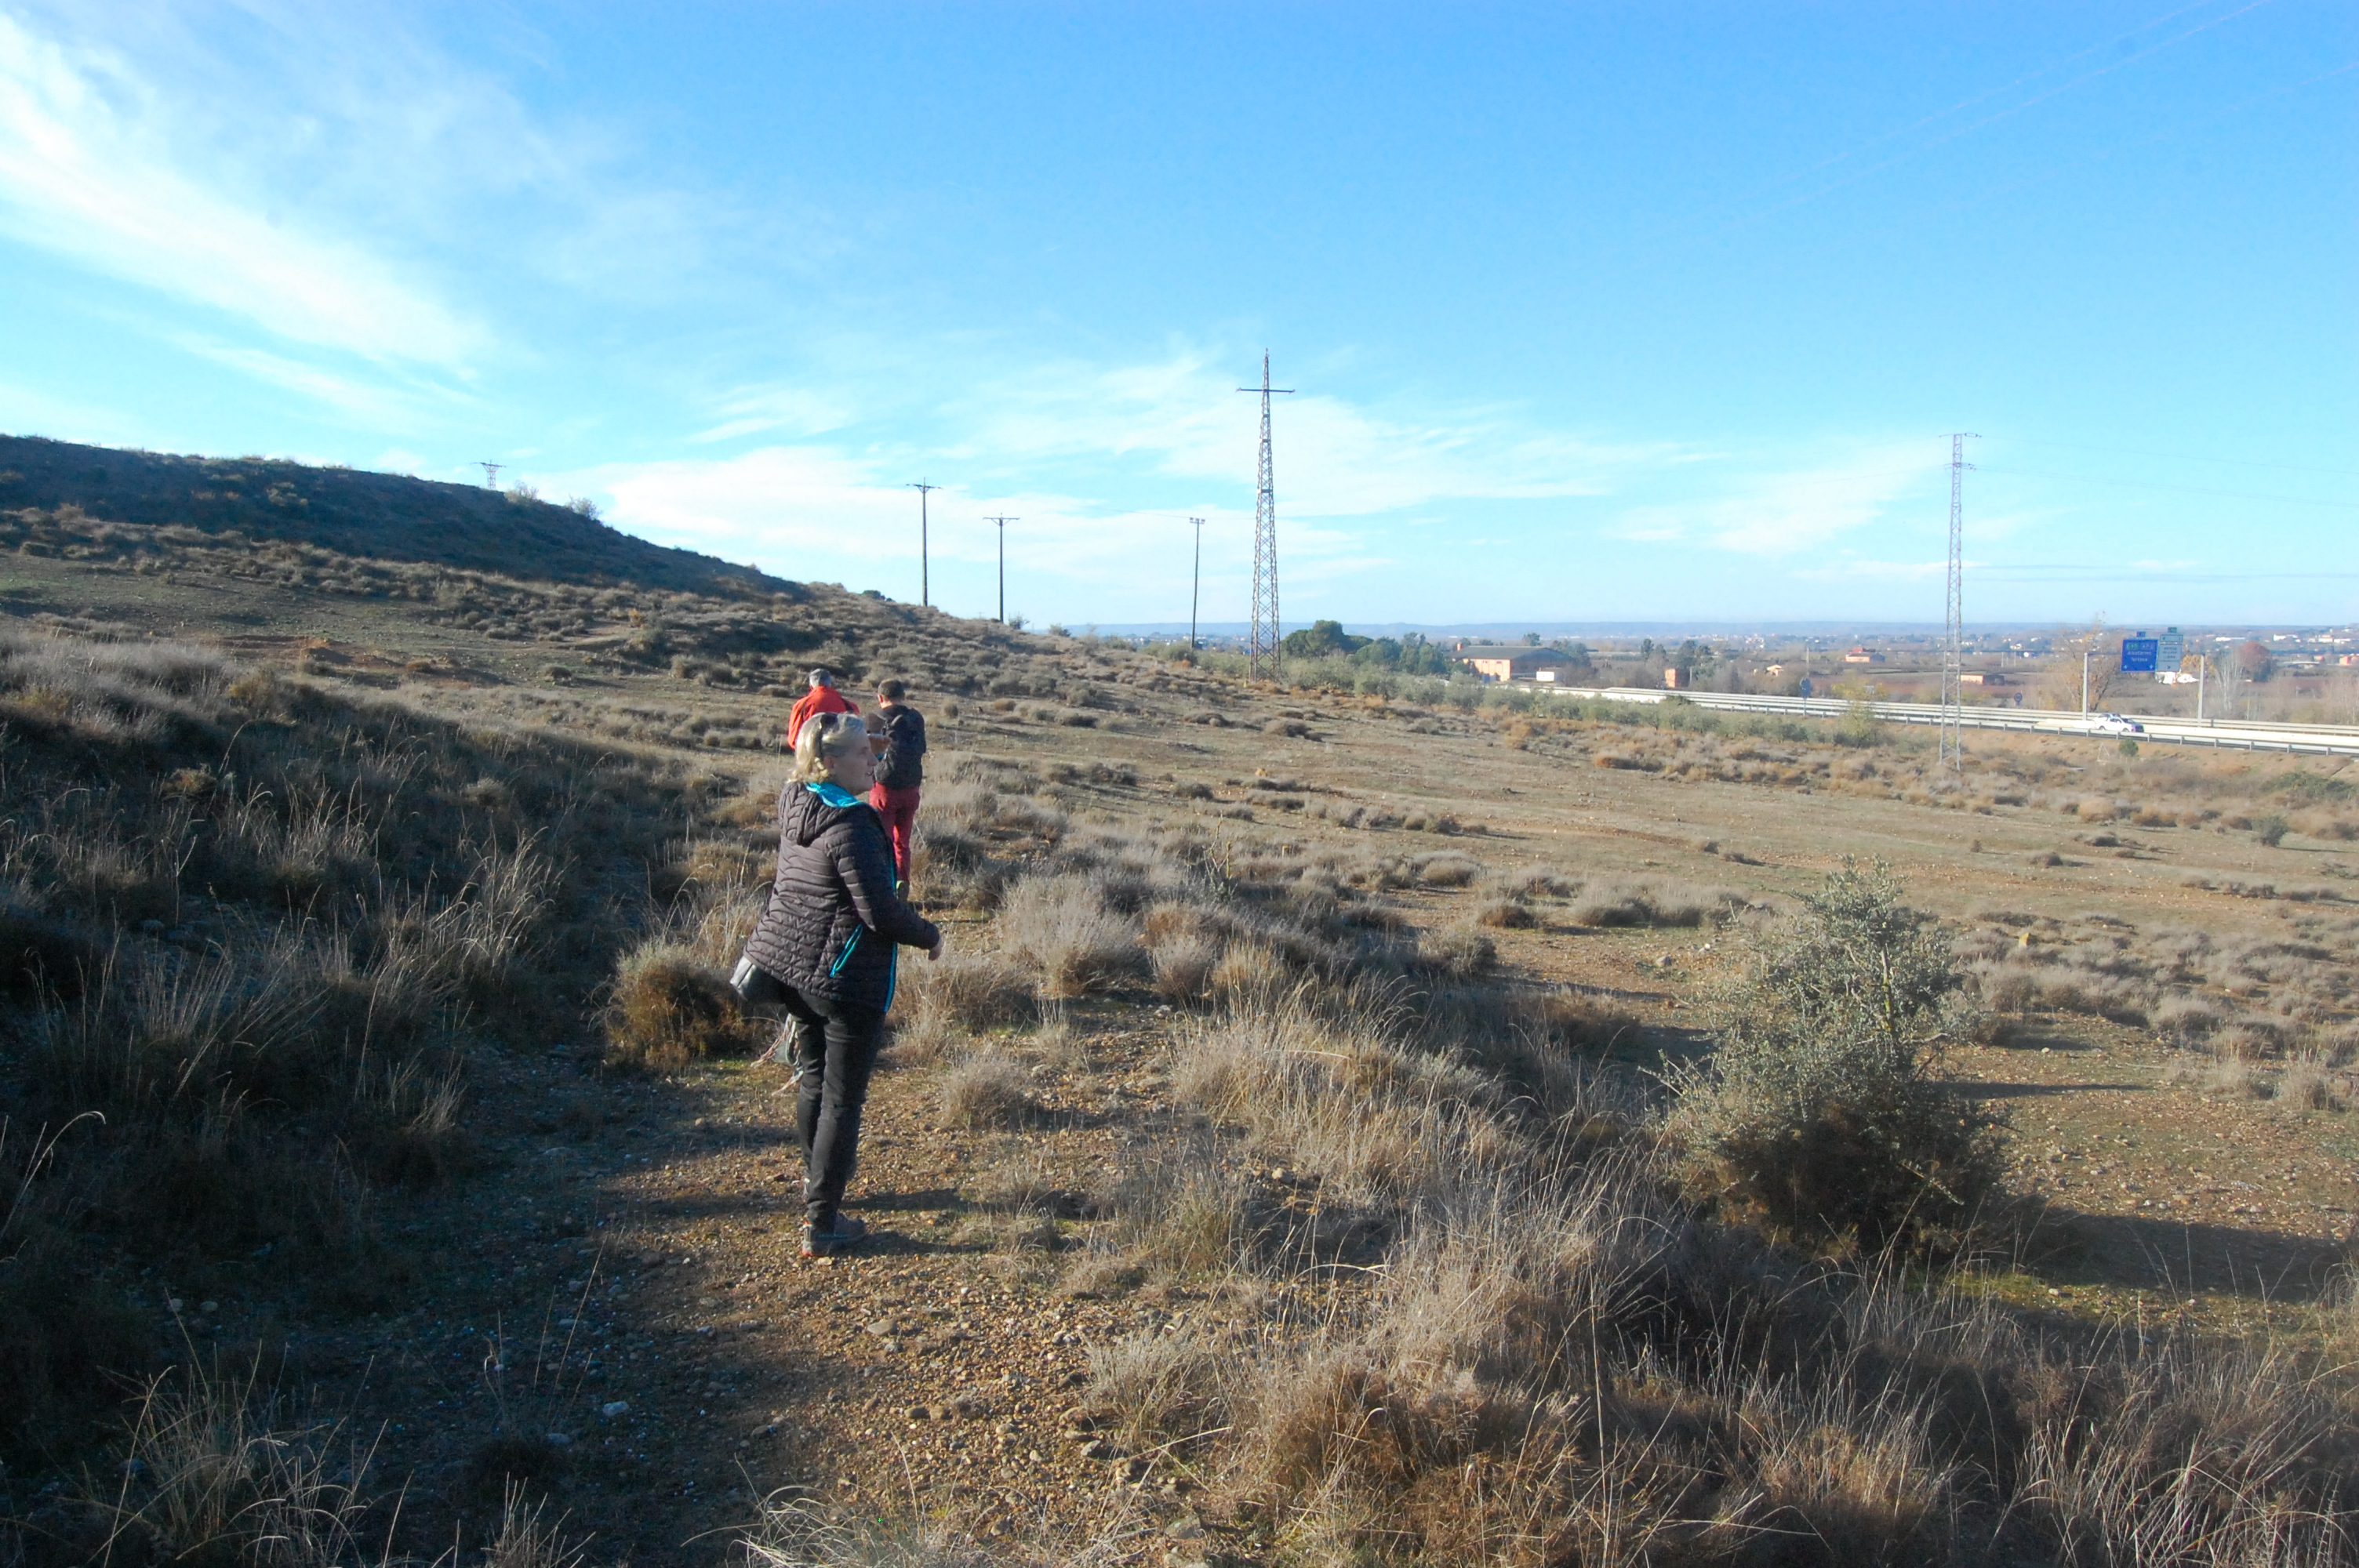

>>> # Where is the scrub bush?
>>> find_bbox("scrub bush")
[1668,862,2003,1254]
[605,942,764,1071]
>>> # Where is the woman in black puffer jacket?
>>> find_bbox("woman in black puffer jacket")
[740,711,943,1257]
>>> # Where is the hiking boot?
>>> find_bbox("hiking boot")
[801,1214,868,1258]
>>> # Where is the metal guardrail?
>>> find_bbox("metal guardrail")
[1525,685,2359,757]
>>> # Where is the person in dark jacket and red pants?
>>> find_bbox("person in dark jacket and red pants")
[740,710,943,1258]
[867,680,926,887]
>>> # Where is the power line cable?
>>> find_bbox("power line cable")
[1986,437,2359,479]
[1651,0,2284,252]
[1973,466,2359,510]
[1760,56,2357,278]
[1627,0,2242,248]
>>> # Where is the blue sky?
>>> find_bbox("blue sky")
[1,2,2352,629]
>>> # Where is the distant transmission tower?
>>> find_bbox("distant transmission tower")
[1940,433,1977,771]
[478,461,503,489]
[1238,353,1293,681]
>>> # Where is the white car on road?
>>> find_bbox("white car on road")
[2081,713,2146,735]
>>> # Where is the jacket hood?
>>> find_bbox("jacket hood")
[785,781,863,848]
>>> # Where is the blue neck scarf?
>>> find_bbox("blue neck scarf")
[805,781,861,808]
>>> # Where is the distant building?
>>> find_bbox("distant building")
[1958,671,2007,687]
[1663,666,1688,690]
[1452,644,1578,683]
[1842,646,1884,665]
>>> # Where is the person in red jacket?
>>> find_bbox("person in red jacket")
[787,667,857,749]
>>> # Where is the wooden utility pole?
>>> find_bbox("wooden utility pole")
[906,483,940,606]
[985,516,1018,624]
[1187,517,1205,648]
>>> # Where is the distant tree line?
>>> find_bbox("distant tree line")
[1270,622,1774,693]
[1278,620,1454,675]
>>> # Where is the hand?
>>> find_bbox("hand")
[927,938,945,963]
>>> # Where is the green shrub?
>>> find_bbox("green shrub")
[1667,861,2003,1255]
[1837,700,1883,747]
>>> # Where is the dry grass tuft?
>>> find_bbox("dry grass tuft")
[84,1356,389,1566]
[1081,1330,1229,1454]
[1415,852,1482,887]
[936,1051,1035,1129]
[1417,927,1498,981]
[905,950,1034,1033]
[604,941,765,1071]
[740,1493,1034,1568]
[2279,1058,2351,1112]
[478,1484,600,1568]
[1566,875,1738,928]
[997,874,1148,998]
[1149,933,1220,1003]
[1475,895,1538,928]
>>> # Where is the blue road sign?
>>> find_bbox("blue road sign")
[2119,637,2159,673]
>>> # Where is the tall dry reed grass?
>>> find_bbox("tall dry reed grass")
[0,625,707,1472]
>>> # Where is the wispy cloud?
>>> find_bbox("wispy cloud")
[687,384,857,445]
[1611,443,1948,555]
[568,343,1687,612]
[534,439,1387,597]
[0,10,482,365]
[0,0,754,414]
[173,338,481,428]
[940,348,1688,518]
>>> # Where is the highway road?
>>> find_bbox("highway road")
[1530,685,2359,757]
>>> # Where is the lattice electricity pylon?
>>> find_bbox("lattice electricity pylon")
[1940,433,1978,771]
[1238,353,1293,681]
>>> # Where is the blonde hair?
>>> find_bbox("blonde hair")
[792,710,867,782]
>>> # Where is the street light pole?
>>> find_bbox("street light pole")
[1187,517,1205,649]
[984,516,1018,624]
[905,483,940,607]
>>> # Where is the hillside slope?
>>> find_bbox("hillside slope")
[0,438,1109,730]
[0,434,777,596]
